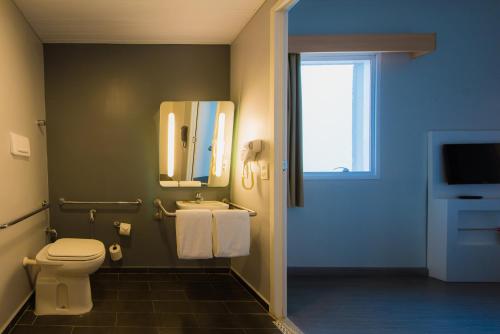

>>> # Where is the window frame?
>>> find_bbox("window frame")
[300,52,380,180]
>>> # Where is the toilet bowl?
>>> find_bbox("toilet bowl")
[34,238,105,315]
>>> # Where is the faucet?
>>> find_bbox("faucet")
[89,209,96,223]
[195,192,204,203]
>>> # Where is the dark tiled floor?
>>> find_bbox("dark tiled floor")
[9,272,280,334]
[288,274,500,334]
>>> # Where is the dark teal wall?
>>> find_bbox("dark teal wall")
[45,44,230,267]
[288,0,500,267]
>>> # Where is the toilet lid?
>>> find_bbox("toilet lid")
[47,238,105,261]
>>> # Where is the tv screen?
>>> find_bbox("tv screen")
[442,143,500,185]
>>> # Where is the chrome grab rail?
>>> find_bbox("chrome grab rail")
[59,198,143,206]
[222,198,257,217]
[153,198,257,220]
[0,201,50,230]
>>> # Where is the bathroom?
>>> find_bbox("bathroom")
[1,0,292,333]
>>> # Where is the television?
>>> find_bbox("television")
[442,143,500,185]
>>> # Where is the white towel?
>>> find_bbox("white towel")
[175,209,213,259]
[212,210,250,257]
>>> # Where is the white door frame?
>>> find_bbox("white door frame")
[269,0,299,319]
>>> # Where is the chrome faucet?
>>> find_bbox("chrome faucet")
[89,209,96,223]
[195,192,204,203]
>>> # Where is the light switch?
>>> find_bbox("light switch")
[260,161,269,180]
[10,132,30,157]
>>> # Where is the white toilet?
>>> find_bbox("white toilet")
[33,238,105,315]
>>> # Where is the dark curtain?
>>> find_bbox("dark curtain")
[287,53,304,208]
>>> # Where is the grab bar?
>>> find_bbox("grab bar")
[222,199,257,217]
[153,198,257,220]
[0,201,50,230]
[59,198,143,206]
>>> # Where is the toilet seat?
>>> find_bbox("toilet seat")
[47,238,105,261]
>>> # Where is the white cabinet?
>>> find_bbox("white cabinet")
[428,198,500,281]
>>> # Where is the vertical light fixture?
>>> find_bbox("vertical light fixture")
[214,113,226,177]
[167,112,175,177]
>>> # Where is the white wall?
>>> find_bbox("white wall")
[230,0,276,301]
[0,0,48,330]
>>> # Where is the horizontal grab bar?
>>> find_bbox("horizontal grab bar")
[153,198,257,220]
[59,198,143,206]
[0,201,50,230]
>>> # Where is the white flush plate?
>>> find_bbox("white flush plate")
[10,132,30,157]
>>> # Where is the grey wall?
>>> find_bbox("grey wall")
[45,44,230,267]
[287,0,500,267]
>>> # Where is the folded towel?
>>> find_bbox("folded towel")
[212,209,250,258]
[176,209,213,259]
[179,180,202,187]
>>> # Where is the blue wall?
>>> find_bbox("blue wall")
[287,0,500,267]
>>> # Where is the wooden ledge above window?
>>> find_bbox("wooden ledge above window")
[289,33,436,58]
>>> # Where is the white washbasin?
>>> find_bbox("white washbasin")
[176,200,229,211]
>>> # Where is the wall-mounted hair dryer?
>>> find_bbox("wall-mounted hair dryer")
[240,140,262,190]
[181,126,189,148]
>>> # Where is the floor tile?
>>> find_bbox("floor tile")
[118,290,152,300]
[243,330,282,334]
[196,314,275,329]
[150,281,186,291]
[224,302,266,314]
[154,301,228,314]
[16,310,36,325]
[116,312,197,327]
[150,290,188,301]
[119,273,178,282]
[34,312,116,326]
[93,289,119,300]
[72,327,159,334]
[158,329,245,334]
[10,325,73,334]
[93,300,154,312]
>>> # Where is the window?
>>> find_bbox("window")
[301,53,378,178]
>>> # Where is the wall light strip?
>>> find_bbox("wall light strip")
[215,113,226,177]
[167,112,175,177]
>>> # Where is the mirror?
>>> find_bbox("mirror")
[158,101,235,187]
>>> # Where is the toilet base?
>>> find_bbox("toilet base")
[35,272,93,315]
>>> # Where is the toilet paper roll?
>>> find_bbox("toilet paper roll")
[109,244,122,261]
[119,223,131,236]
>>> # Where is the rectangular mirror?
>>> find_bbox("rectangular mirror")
[158,101,235,187]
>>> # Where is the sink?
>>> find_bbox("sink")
[176,200,229,211]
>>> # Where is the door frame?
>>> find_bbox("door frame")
[269,0,299,319]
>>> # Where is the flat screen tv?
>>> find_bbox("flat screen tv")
[442,143,500,185]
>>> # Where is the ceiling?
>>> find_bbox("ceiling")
[13,0,265,44]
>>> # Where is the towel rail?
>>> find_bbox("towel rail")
[0,201,50,230]
[59,198,143,206]
[153,198,257,220]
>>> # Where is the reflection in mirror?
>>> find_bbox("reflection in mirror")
[158,101,234,187]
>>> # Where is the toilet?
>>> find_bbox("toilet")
[33,238,105,315]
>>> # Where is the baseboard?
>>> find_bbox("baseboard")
[97,266,230,274]
[288,267,429,277]
[2,291,34,334]
[230,268,270,311]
